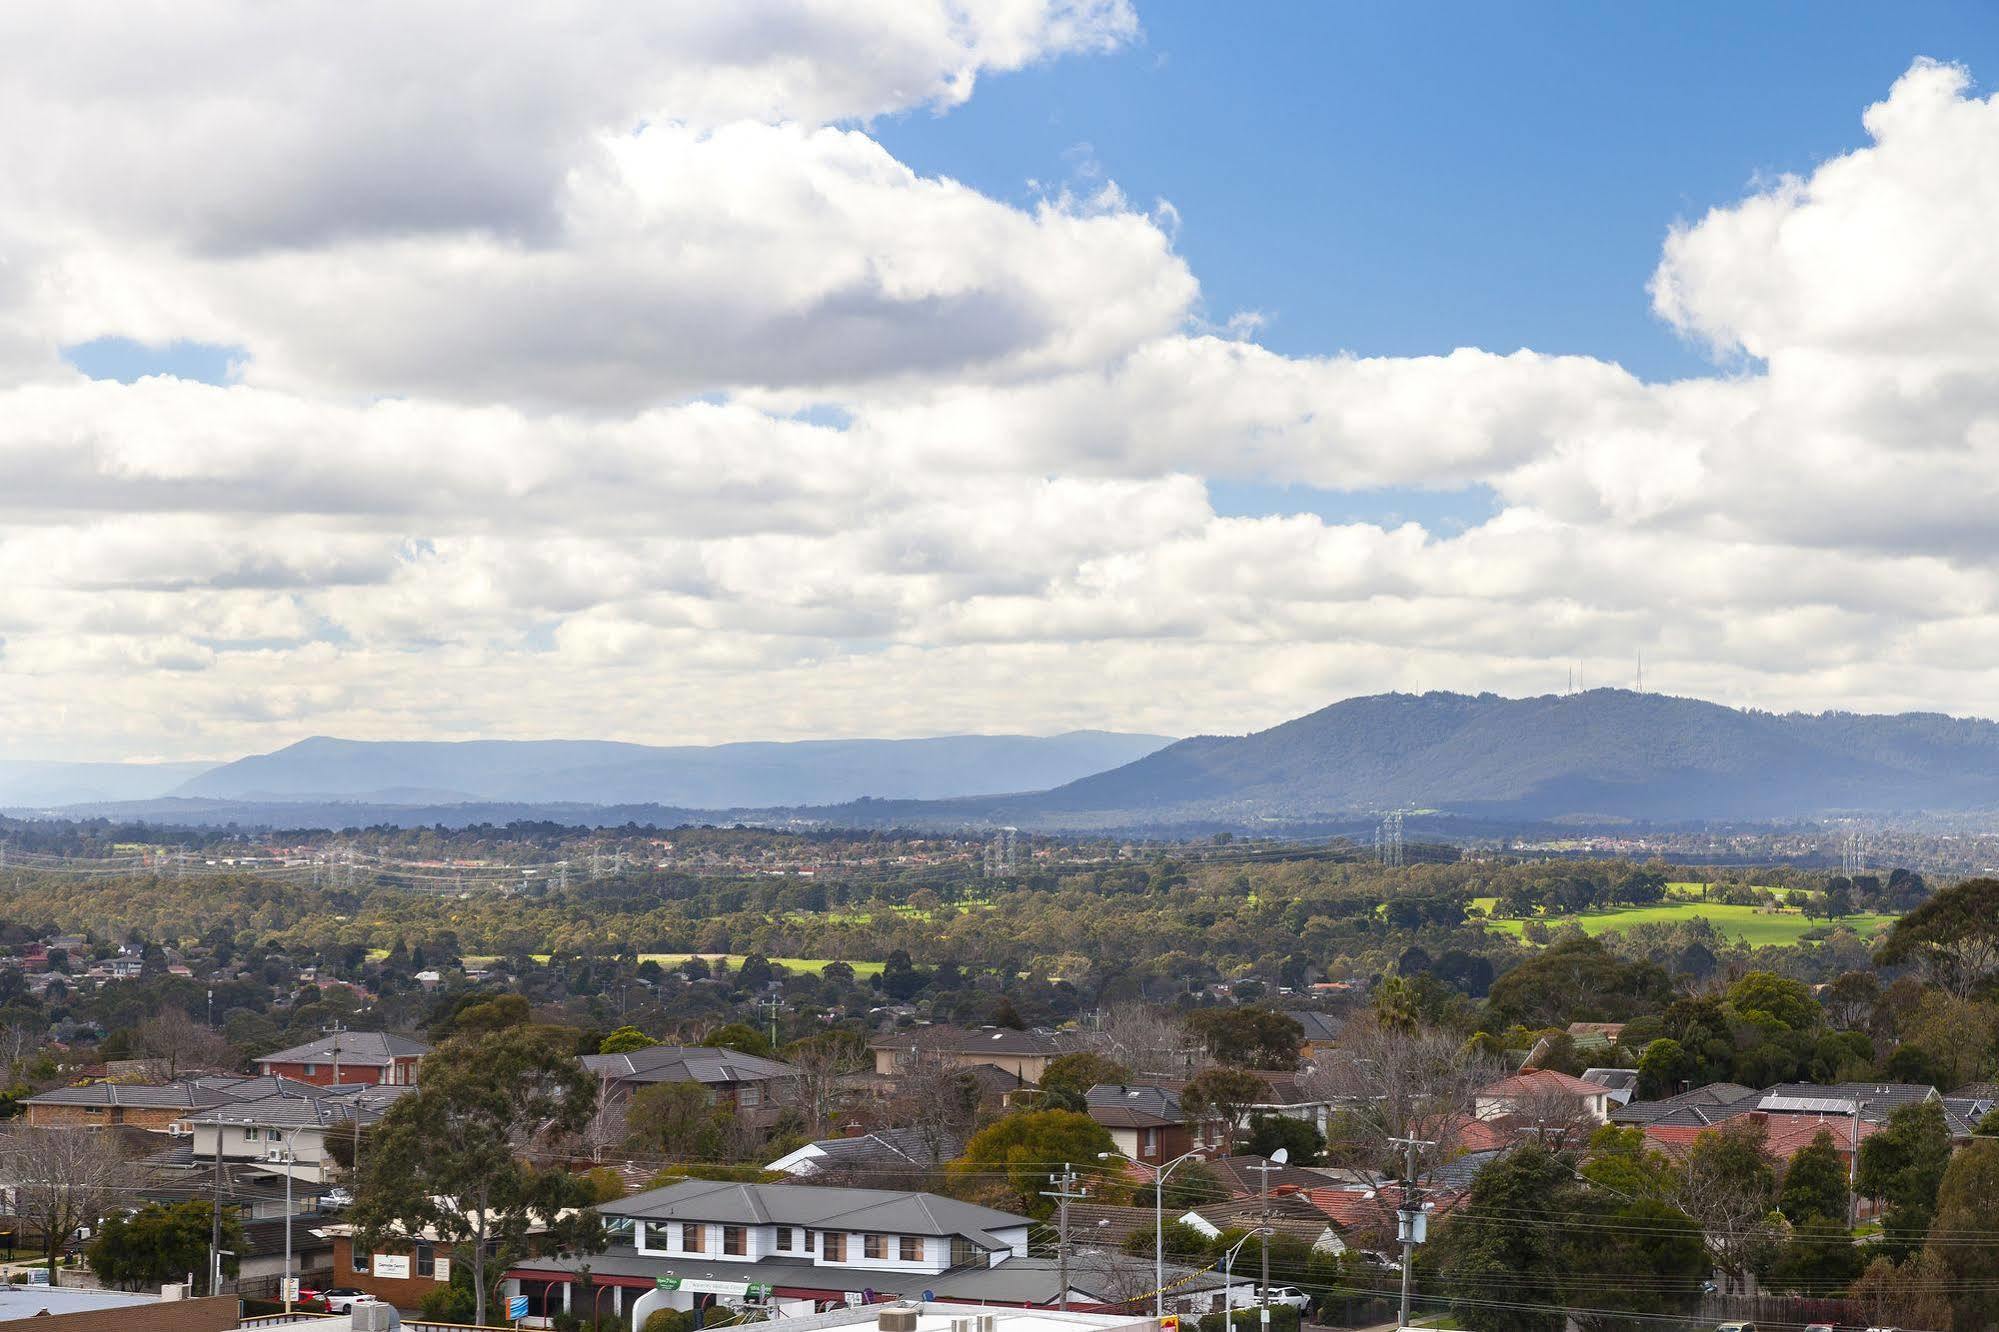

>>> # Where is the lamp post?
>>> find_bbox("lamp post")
[1221,1227,1274,1330]
[1099,1148,1205,1318]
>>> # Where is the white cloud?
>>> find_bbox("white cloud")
[6,32,1999,764]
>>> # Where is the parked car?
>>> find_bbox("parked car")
[1804,1324,1835,1332]
[322,1289,379,1314]
[1714,1323,1756,1332]
[1259,1288,1310,1310]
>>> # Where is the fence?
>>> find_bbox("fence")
[1697,1290,1867,1329]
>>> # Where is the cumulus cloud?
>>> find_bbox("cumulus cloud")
[5,24,1999,762]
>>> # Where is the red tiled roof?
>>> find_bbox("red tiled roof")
[1643,1111,1878,1162]
[1481,1068,1605,1099]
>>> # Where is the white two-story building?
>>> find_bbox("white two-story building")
[504,1180,1105,1325]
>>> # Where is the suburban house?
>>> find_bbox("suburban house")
[1473,1068,1614,1125]
[1611,1081,1761,1128]
[1579,1067,1638,1108]
[22,1080,234,1130]
[1283,1009,1344,1058]
[582,1045,804,1129]
[1203,1154,1337,1198]
[255,1031,427,1086]
[1642,1109,1880,1169]
[501,1179,1046,1324]
[868,1025,1086,1082]
[1179,1193,1345,1253]
[766,1125,962,1180]
[1084,1084,1226,1164]
[186,1084,411,1183]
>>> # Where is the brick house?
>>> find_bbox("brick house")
[23,1081,233,1130]
[868,1026,1086,1083]
[255,1032,427,1086]
[581,1045,804,1144]
[1084,1084,1225,1164]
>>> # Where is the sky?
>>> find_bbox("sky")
[5,2,1999,762]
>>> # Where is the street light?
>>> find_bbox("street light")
[1099,1148,1206,1318]
[277,1123,312,1313]
[1221,1227,1275,1330]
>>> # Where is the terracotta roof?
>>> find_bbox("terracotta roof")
[1481,1068,1605,1099]
[1205,1155,1338,1197]
[1643,1111,1878,1162]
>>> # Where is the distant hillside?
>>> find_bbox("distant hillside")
[0,760,215,808]
[1003,690,1999,825]
[172,731,1174,808]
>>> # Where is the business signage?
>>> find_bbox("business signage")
[372,1254,412,1279]
[653,1277,773,1298]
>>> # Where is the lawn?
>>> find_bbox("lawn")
[637,953,887,977]
[1478,900,1896,947]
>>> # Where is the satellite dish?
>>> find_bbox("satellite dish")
[922,1291,936,1303]
[1271,1147,1290,1165]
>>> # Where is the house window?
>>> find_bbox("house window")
[352,1246,370,1273]
[242,1127,259,1142]
[267,1129,283,1142]
[864,1234,887,1260]
[949,1238,978,1268]
[681,1223,704,1253]
[823,1232,846,1261]
[899,1237,922,1262]
[775,1226,794,1251]
[724,1225,746,1256]
[416,1242,435,1277]
[739,1084,762,1107]
[1141,1128,1158,1156]
[305,1064,318,1076]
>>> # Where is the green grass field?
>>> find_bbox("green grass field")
[1476,899,1896,947]
[637,953,887,977]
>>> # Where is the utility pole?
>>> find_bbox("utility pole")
[1849,1098,1867,1229]
[209,1126,224,1296]
[1249,1149,1289,1332]
[323,1021,348,1085]
[1040,1164,1088,1312]
[764,989,782,1053]
[1387,1136,1434,1331]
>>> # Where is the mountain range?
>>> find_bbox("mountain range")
[12,690,1999,831]
[2,732,1172,813]
[986,689,1999,826]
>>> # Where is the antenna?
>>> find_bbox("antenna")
[1636,651,1643,695]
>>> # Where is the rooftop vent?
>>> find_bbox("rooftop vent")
[879,1309,919,1332]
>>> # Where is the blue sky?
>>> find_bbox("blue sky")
[19,4,1999,758]
[877,2,1999,383]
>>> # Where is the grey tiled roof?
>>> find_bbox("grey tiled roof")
[26,1082,232,1110]
[189,1091,389,1129]
[1085,1083,1186,1127]
[583,1045,801,1086]
[606,1180,1029,1246]
[867,1025,1086,1058]
[257,1031,428,1066]
[1610,1082,1759,1126]
[1283,1010,1344,1043]
[800,1127,961,1171]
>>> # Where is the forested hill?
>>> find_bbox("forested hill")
[1001,690,1999,824]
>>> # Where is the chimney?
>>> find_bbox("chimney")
[843,1120,867,1139]
[879,1309,920,1332]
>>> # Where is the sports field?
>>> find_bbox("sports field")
[1474,898,1896,947]
[637,953,887,977]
